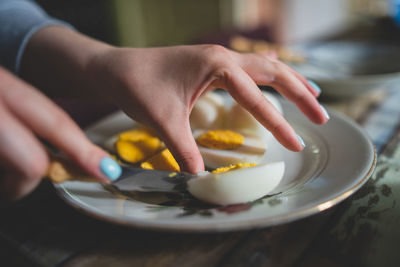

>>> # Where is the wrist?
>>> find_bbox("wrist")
[20,25,113,97]
[84,46,144,106]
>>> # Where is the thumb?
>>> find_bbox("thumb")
[157,120,204,174]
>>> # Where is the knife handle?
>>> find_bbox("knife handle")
[45,153,98,184]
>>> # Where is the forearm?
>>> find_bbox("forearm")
[20,26,112,98]
[0,0,72,73]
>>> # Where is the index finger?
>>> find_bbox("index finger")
[218,66,305,151]
[233,52,328,124]
[1,71,121,181]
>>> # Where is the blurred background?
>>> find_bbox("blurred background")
[33,0,400,125]
[35,0,400,47]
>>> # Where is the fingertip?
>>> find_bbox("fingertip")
[169,136,205,174]
[319,104,330,121]
[296,134,306,151]
[311,104,330,125]
[100,156,122,181]
[157,121,205,174]
[307,79,321,97]
[73,144,121,183]
[269,122,305,153]
[283,134,305,152]
[177,152,205,174]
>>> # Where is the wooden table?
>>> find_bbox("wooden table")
[1,86,400,267]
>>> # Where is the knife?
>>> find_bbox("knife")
[45,154,195,193]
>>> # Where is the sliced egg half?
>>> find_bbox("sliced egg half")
[193,129,267,169]
[187,161,285,205]
[190,91,283,169]
[190,91,226,130]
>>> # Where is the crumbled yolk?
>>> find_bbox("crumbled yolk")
[115,128,162,163]
[211,163,257,174]
[197,129,244,150]
[168,172,177,177]
[140,148,180,172]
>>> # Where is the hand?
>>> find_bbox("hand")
[0,67,120,201]
[21,26,329,175]
[85,45,328,173]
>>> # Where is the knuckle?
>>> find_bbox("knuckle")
[270,60,287,76]
[197,45,237,85]
[212,67,232,85]
[203,44,229,55]
[271,60,285,70]
[201,44,232,65]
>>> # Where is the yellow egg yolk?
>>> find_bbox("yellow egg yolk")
[115,128,162,163]
[118,127,158,141]
[197,129,244,150]
[211,163,257,174]
[140,149,180,172]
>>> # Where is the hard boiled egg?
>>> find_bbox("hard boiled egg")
[193,129,266,169]
[190,91,226,130]
[106,127,164,164]
[226,91,283,142]
[140,148,180,172]
[190,91,283,169]
[187,161,285,205]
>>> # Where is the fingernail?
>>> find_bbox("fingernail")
[308,79,321,94]
[100,157,122,181]
[320,104,330,120]
[297,134,306,148]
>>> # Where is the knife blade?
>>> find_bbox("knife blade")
[111,167,195,193]
[45,154,195,193]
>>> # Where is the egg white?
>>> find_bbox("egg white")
[190,91,226,130]
[187,161,285,205]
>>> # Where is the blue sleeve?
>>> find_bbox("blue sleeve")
[0,0,73,74]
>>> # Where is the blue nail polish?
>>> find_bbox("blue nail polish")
[297,134,306,148]
[320,104,330,120]
[308,79,321,94]
[100,157,122,180]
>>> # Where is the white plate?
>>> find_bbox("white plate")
[54,101,376,232]
[290,41,400,98]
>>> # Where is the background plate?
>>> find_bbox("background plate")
[54,100,376,232]
[290,41,400,98]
